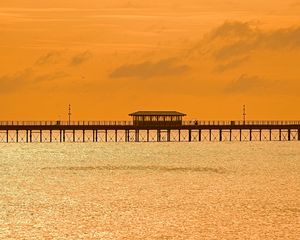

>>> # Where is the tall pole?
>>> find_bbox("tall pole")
[243,105,246,125]
[68,104,71,125]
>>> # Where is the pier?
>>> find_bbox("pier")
[0,120,299,143]
[0,111,299,143]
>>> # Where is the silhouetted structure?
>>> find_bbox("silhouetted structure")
[129,111,186,126]
[0,111,299,143]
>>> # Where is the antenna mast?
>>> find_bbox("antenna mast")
[68,104,71,125]
[243,105,246,124]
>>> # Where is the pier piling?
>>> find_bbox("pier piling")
[279,129,282,141]
[199,130,201,142]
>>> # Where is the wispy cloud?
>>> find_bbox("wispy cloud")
[224,73,300,96]
[214,56,249,73]
[0,68,68,93]
[225,74,268,93]
[35,51,62,65]
[70,51,92,66]
[33,71,69,83]
[205,21,300,60]
[0,68,32,93]
[110,58,189,79]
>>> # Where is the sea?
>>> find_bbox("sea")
[0,142,299,239]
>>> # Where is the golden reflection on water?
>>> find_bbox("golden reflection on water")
[0,142,299,239]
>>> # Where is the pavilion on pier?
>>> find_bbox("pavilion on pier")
[129,111,186,126]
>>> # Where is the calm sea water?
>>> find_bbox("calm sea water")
[0,142,299,239]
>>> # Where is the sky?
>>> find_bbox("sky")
[0,0,300,120]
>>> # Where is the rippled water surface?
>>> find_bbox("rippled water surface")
[0,142,299,239]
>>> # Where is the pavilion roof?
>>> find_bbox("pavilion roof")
[129,111,186,116]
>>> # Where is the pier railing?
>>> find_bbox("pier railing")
[0,120,300,126]
[0,121,134,126]
[182,120,300,126]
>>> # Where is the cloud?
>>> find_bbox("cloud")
[263,27,300,49]
[35,51,62,65]
[70,51,92,66]
[0,68,32,93]
[225,74,300,96]
[200,21,300,60]
[110,58,189,79]
[0,68,68,93]
[214,56,249,73]
[225,74,268,93]
[33,71,69,83]
[209,21,258,40]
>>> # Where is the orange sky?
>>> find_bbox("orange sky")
[0,0,300,120]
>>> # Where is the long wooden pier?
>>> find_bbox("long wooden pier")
[0,120,299,143]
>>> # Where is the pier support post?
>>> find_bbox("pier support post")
[115,130,118,142]
[229,129,232,142]
[16,130,18,143]
[188,130,192,142]
[73,130,75,142]
[279,129,282,141]
[209,130,212,142]
[26,130,29,143]
[199,130,201,142]
[240,129,242,141]
[40,130,42,143]
[30,130,32,143]
[167,130,171,142]
[288,129,291,141]
[298,129,300,141]
[125,130,129,142]
[105,130,108,142]
[259,130,262,141]
[270,129,272,141]
[219,130,222,142]
[60,130,62,142]
[50,130,52,143]
[83,130,85,142]
[96,130,98,142]
[178,130,181,142]
[249,129,252,142]
[157,130,161,142]
[6,130,9,143]
[63,130,65,142]
[135,130,139,142]
[147,130,149,142]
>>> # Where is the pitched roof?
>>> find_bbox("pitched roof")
[129,111,186,116]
